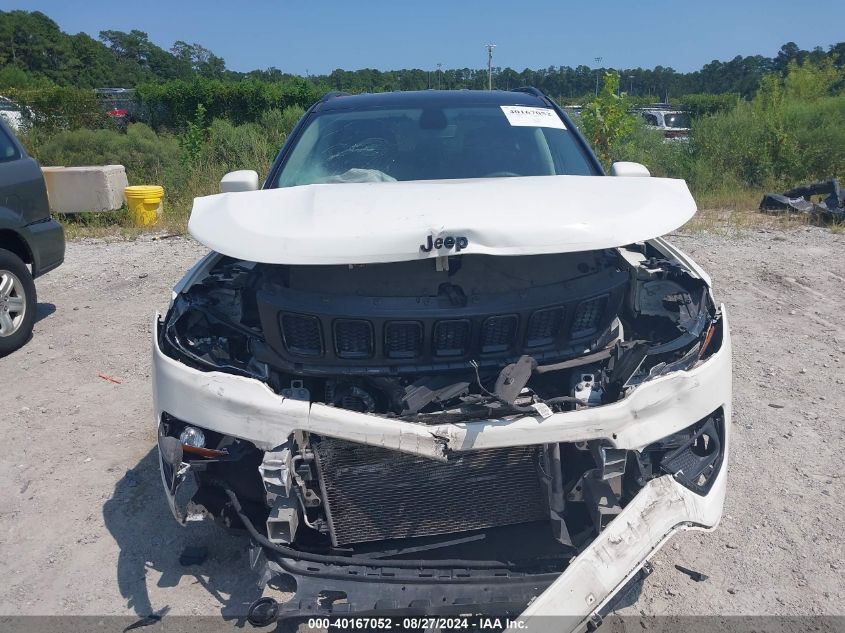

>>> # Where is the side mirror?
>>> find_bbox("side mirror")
[220,170,259,193]
[609,162,651,177]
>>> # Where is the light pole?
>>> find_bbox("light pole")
[486,44,496,90]
[437,62,442,90]
[594,56,602,96]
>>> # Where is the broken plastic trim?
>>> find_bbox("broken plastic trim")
[253,550,559,621]
[162,294,266,381]
[659,409,725,495]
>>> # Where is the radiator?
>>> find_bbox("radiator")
[313,438,548,546]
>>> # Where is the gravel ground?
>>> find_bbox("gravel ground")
[1,227,843,621]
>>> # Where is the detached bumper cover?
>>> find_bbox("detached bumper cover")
[519,466,727,630]
[152,308,731,629]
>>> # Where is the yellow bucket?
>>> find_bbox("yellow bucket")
[125,185,164,227]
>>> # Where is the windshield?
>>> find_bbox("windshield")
[273,104,596,187]
[664,112,690,129]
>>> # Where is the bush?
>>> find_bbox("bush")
[780,95,845,181]
[201,105,304,170]
[0,66,54,90]
[613,118,690,179]
[608,59,845,205]
[181,103,207,166]
[136,77,320,129]
[683,60,845,193]
[30,123,182,184]
[579,72,636,167]
[204,118,272,171]
[675,93,740,117]
[4,86,108,131]
[686,101,776,189]
[259,106,305,148]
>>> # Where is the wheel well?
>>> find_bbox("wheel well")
[0,230,33,265]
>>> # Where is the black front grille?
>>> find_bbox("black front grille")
[334,319,373,359]
[433,320,471,357]
[571,296,608,336]
[384,321,423,359]
[526,307,565,347]
[280,313,323,357]
[314,439,548,545]
[257,266,628,375]
[481,314,518,353]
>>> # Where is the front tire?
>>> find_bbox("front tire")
[0,248,37,356]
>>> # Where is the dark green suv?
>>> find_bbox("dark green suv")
[0,117,64,355]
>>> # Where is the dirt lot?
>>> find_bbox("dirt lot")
[1,226,843,622]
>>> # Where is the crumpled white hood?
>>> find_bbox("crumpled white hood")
[188,175,696,265]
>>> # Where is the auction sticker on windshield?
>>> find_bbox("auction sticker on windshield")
[500,105,566,129]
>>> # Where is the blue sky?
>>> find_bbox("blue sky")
[8,0,845,74]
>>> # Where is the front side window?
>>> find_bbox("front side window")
[274,104,596,187]
[663,113,690,129]
[642,113,659,126]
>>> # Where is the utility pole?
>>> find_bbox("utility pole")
[437,62,442,90]
[486,44,496,90]
[594,56,602,96]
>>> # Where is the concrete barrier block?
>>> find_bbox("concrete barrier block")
[41,165,129,214]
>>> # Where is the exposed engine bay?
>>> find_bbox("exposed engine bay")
[162,242,719,415]
[156,240,726,619]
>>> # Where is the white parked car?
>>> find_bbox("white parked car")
[0,96,27,132]
[153,88,730,629]
[635,104,691,140]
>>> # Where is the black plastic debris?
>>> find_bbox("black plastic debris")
[495,355,537,404]
[760,179,845,223]
[674,564,709,582]
[178,545,208,566]
[247,597,280,627]
[123,606,170,631]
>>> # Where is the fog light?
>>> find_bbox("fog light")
[179,426,206,448]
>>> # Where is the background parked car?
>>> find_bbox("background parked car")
[0,95,29,133]
[0,116,64,355]
[632,104,691,140]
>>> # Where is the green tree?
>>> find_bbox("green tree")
[783,58,840,100]
[181,103,207,165]
[579,72,636,166]
[170,41,224,79]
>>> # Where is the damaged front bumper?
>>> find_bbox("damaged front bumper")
[519,469,727,630]
[152,309,731,459]
[152,306,731,629]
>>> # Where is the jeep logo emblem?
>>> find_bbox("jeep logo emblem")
[420,235,469,253]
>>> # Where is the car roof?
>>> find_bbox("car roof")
[315,89,550,112]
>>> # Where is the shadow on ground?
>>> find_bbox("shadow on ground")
[102,449,266,625]
[35,302,56,323]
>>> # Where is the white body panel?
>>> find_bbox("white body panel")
[519,462,728,630]
[188,175,696,265]
[153,309,730,458]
